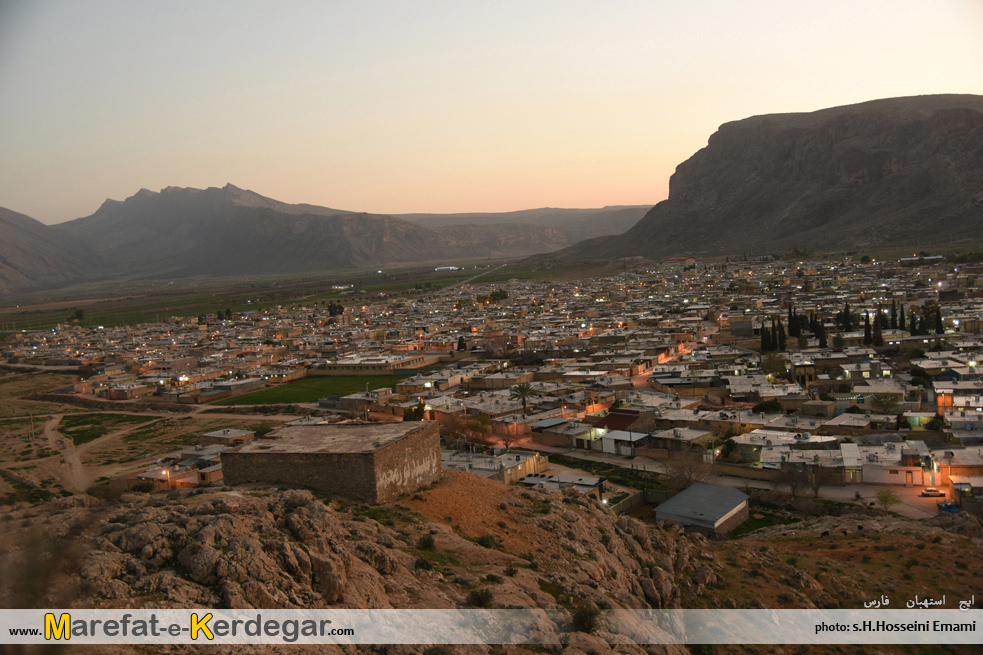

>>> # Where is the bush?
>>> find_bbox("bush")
[465,589,494,608]
[504,565,519,576]
[414,558,434,571]
[484,573,503,584]
[416,535,435,550]
[130,481,154,493]
[476,534,497,549]
[572,604,601,634]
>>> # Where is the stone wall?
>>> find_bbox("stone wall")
[221,422,441,503]
[372,422,441,502]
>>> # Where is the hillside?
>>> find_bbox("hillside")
[0,186,646,294]
[2,472,982,654]
[0,208,91,294]
[553,94,983,260]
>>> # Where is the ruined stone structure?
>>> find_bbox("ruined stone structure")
[221,421,440,502]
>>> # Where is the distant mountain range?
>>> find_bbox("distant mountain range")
[552,93,983,260]
[0,185,648,294]
[5,94,982,295]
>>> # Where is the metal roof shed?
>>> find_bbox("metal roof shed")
[653,483,750,537]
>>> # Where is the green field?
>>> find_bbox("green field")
[212,375,410,405]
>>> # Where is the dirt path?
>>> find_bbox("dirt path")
[35,413,91,494]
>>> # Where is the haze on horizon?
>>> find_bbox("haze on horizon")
[1,0,981,225]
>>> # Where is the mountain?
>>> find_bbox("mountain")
[0,185,648,293]
[554,94,983,260]
[0,207,91,294]
[398,206,650,244]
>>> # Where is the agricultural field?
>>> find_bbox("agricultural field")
[213,375,409,405]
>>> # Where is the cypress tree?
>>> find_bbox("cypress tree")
[777,317,787,351]
[890,300,898,330]
[935,307,944,334]
[873,310,883,346]
[817,322,828,349]
[761,321,771,352]
[863,312,872,346]
[899,306,906,332]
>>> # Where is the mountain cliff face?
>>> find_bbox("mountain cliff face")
[555,94,983,259]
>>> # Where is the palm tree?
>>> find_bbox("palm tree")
[509,382,536,417]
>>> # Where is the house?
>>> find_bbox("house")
[653,482,750,537]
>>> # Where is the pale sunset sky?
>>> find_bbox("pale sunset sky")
[1,0,981,224]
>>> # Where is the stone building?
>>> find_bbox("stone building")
[221,422,440,503]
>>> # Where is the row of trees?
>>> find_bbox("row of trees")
[765,299,944,353]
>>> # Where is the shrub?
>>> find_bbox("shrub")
[416,535,435,550]
[484,574,503,584]
[504,565,519,576]
[572,604,601,634]
[465,589,494,608]
[414,558,434,571]
[476,534,497,549]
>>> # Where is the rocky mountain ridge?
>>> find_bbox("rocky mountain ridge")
[552,94,983,260]
[0,185,648,295]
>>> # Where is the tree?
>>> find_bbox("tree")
[899,305,906,332]
[934,307,945,334]
[776,317,787,351]
[403,402,426,421]
[863,312,872,346]
[509,382,536,417]
[752,399,783,413]
[797,334,808,350]
[808,465,839,498]
[872,310,884,347]
[665,452,712,489]
[832,334,845,351]
[73,309,85,322]
[926,413,946,431]
[876,488,901,511]
[817,323,828,349]
[501,421,522,451]
[251,421,274,438]
[775,466,806,497]
[869,394,898,414]
[890,300,898,330]
[761,352,788,375]
[760,322,772,352]
[896,413,911,430]
[457,335,467,351]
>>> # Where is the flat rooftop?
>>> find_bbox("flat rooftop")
[238,422,433,455]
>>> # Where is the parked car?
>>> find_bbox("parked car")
[920,487,945,497]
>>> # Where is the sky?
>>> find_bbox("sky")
[1,0,981,225]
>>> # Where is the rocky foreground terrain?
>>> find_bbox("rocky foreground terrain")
[2,471,982,655]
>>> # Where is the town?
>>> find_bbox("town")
[4,252,983,535]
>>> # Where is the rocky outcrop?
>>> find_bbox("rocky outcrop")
[554,94,983,259]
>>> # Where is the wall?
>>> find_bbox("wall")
[222,422,441,503]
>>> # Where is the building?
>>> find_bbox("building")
[653,482,749,537]
[221,422,441,503]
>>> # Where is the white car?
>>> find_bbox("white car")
[919,487,945,497]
